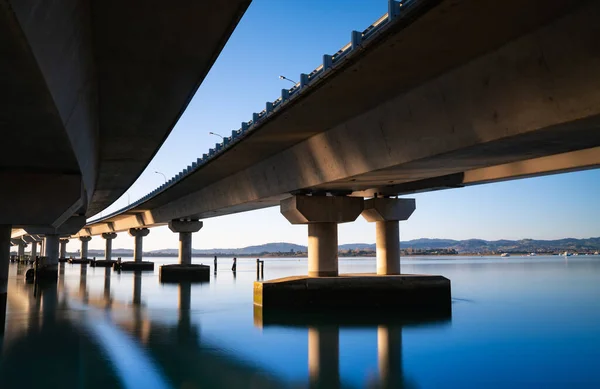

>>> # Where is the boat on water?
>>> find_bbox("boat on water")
[529,253,537,256]
[500,253,510,257]
[562,251,573,257]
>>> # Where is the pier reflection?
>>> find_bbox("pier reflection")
[0,266,286,389]
[255,307,451,388]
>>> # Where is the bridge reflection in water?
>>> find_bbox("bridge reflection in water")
[0,262,450,388]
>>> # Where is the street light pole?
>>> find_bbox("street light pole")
[155,171,167,184]
[209,132,224,139]
[279,75,297,84]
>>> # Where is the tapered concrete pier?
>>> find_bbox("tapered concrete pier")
[71,236,92,264]
[59,239,69,262]
[160,220,209,282]
[281,195,364,277]
[117,228,153,271]
[93,232,118,267]
[254,195,451,312]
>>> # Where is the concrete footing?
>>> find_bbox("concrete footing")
[115,261,154,271]
[69,258,90,264]
[254,274,451,312]
[160,264,210,283]
[91,260,117,268]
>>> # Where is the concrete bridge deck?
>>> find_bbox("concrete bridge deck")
[1,0,251,228]
[77,0,600,236]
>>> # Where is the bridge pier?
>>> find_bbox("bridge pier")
[30,240,38,262]
[254,195,451,312]
[59,239,69,262]
[17,241,26,262]
[282,195,364,277]
[362,198,416,275]
[95,232,118,267]
[118,228,153,271]
[129,228,149,262]
[1,226,10,333]
[72,236,92,264]
[160,220,209,282]
[35,234,61,281]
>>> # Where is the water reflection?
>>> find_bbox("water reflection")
[255,307,451,389]
[1,268,285,389]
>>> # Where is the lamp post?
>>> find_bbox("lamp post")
[279,75,297,84]
[209,132,224,140]
[155,171,167,184]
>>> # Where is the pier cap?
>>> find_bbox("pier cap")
[281,195,363,224]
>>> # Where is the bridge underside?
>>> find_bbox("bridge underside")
[80,0,600,236]
[0,0,250,228]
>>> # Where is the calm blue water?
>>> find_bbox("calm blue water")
[1,255,599,388]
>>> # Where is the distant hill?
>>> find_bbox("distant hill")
[79,238,600,257]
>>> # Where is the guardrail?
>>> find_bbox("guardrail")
[88,0,417,225]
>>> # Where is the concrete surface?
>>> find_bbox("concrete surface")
[1,0,251,226]
[253,273,451,311]
[159,264,210,283]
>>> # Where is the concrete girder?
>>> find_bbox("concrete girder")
[168,220,203,234]
[362,198,416,222]
[24,216,86,237]
[281,196,364,225]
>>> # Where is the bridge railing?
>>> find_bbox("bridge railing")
[87,0,420,225]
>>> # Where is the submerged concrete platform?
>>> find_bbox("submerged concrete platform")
[68,258,90,264]
[90,260,117,268]
[115,261,154,271]
[253,274,451,312]
[159,264,210,283]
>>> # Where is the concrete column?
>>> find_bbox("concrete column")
[281,195,364,277]
[45,234,60,265]
[59,239,69,259]
[129,228,149,262]
[378,326,403,389]
[40,237,46,257]
[0,226,10,296]
[375,221,400,275]
[308,327,340,389]
[0,226,9,334]
[168,220,203,265]
[31,241,38,260]
[308,223,338,277]
[79,236,92,260]
[362,198,416,275]
[17,242,26,260]
[102,233,117,261]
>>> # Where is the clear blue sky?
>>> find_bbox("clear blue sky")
[79,0,600,251]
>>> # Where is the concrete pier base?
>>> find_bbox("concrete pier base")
[115,261,154,271]
[160,264,210,283]
[91,260,117,267]
[68,258,90,264]
[254,274,451,312]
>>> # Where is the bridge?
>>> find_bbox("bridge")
[1,0,251,280]
[5,0,600,308]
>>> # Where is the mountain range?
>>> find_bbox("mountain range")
[83,238,600,256]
